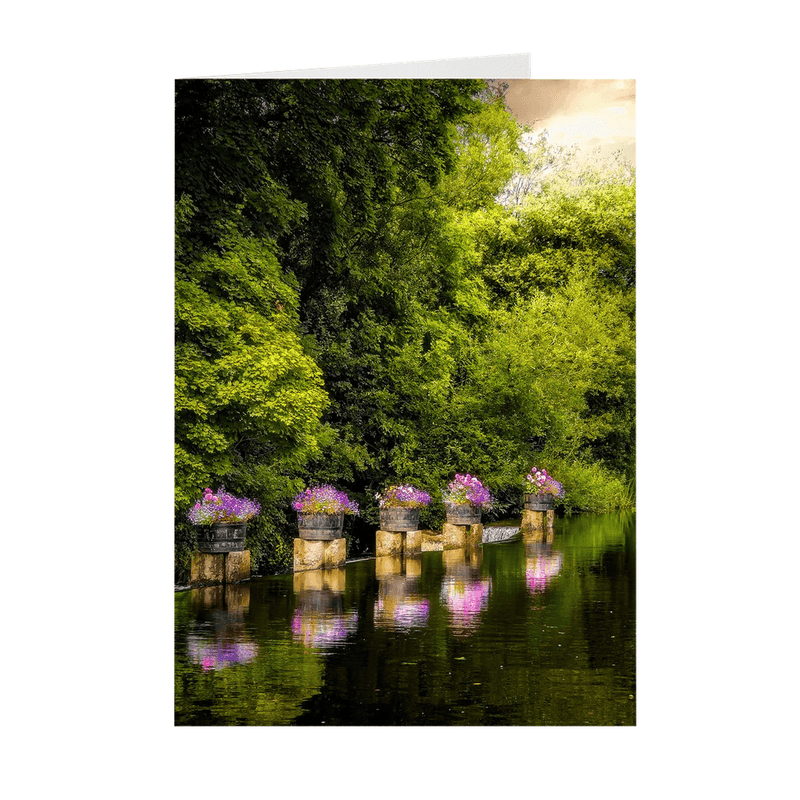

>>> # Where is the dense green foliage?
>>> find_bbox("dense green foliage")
[175,79,635,580]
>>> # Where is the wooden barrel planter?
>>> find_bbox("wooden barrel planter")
[445,502,481,525]
[524,493,555,511]
[297,512,344,540]
[196,522,247,553]
[379,507,421,532]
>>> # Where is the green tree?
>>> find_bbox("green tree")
[175,200,329,574]
[175,80,636,578]
[175,79,485,576]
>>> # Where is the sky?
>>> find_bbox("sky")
[505,79,636,165]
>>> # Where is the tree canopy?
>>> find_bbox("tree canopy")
[174,79,635,580]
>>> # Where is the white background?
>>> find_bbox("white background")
[3,4,797,798]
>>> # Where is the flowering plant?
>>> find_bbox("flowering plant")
[292,484,359,515]
[376,484,431,509]
[441,473,494,509]
[187,487,261,525]
[524,467,565,499]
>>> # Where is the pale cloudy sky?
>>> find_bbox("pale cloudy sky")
[505,79,636,165]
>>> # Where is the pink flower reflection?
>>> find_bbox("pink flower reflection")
[374,597,430,629]
[525,553,563,595]
[291,608,359,648]
[186,636,258,671]
[441,577,492,632]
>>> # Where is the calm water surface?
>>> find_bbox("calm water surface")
[175,512,635,725]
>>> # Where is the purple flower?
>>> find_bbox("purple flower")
[441,474,494,509]
[524,467,565,499]
[187,486,261,525]
[291,484,359,515]
[377,484,431,509]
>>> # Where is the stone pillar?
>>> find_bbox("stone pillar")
[294,539,324,572]
[404,529,422,554]
[376,529,404,557]
[546,510,555,531]
[522,509,547,530]
[521,525,546,542]
[324,537,347,569]
[377,528,423,556]
[225,550,251,583]
[466,522,483,548]
[191,550,251,587]
[293,537,347,572]
[191,552,225,586]
[420,530,444,552]
[442,522,467,550]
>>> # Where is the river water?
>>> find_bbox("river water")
[174,511,635,725]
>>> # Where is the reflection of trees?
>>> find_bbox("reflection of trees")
[577,522,635,673]
[175,582,327,725]
[440,546,491,635]
[547,512,636,701]
[176,513,636,725]
[294,516,635,726]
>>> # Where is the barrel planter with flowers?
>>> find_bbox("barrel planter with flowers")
[196,522,248,552]
[188,487,261,553]
[293,485,359,540]
[524,494,555,511]
[376,484,432,531]
[442,474,494,525]
[444,502,482,525]
[297,512,344,540]
[523,467,564,511]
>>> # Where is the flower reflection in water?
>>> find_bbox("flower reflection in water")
[441,577,492,634]
[290,608,359,649]
[187,636,259,671]
[374,595,430,629]
[525,548,563,596]
[291,567,358,650]
[185,584,258,671]
[373,555,430,630]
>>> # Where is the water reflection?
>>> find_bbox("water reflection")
[176,512,636,726]
[185,585,258,671]
[291,567,359,650]
[440,545,492,635]
[520,524,554,544]
[524,540,563,596]
[374,554,430,630]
